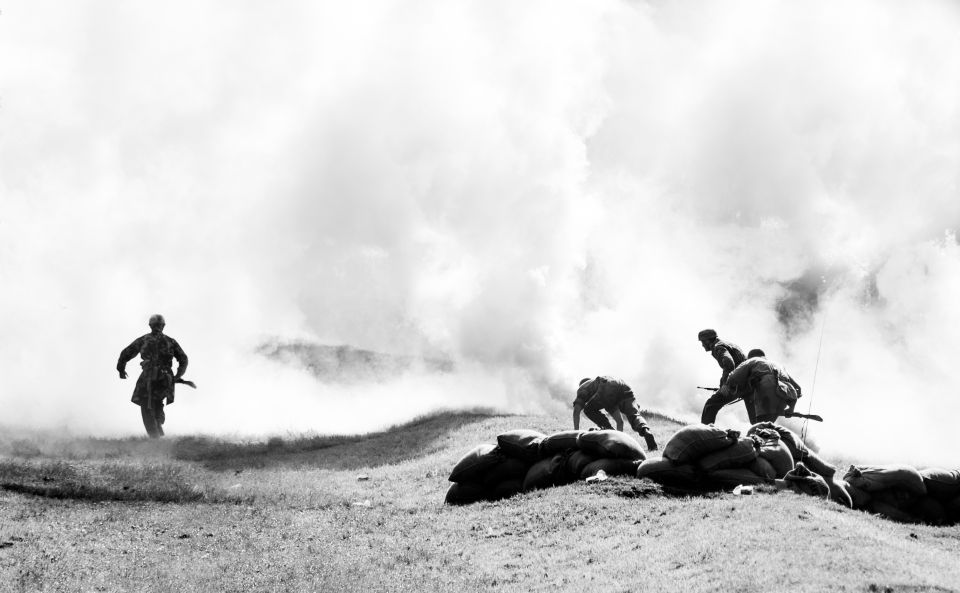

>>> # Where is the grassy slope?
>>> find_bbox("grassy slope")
[1,411,959,593]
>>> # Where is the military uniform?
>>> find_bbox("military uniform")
[117,331,188,438]
[698,330,752,424]
[574,377,650,434]
[724,356,801,423]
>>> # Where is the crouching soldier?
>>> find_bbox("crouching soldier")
[718,349,801,423]
[573,376,658,451]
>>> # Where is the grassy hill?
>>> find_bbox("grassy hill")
[1,410,959,592]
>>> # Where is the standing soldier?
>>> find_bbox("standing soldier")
[721,348,802,423]
[573,376,659,451]
[117,314,189,438]
[697,328,752,424]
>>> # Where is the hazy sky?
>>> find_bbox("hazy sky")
[1,1,959,464]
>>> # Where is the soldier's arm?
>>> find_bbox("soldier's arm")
[572,402,584,430]
[784,371,802,397]
[714,347,737,386]
[171,339,188,378]
[116,337,143,375]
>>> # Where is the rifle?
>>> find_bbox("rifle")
[784,411,823,422]
[175,378,197,389]
[697,386,823,422]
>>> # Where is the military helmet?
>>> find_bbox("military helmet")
[748,348,765,358]
[697,329,717,342]
[579,377,592,386]
[148,314,166,329]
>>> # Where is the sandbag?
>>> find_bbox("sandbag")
[907,496,947,525]
[553,450,582,486]
[444,482,488,505]
[869,501,916,523]
[449,444,504,483]
[748,422,836,478]
[747,457,777,480]
[497,429,547,462]
[522,454,565,491]
[539,430,584,455]
[827,478,853,508]
[799,449,837,479]
[758,438,795,478]
[566,450,598,478]
[697,437,758,473]
[844,481,873,510]
[489,479,524,501]
[844,465,926,497]
[636,458,700,487]
[577,430,647,461]
[919,468,960,502]
[945,495,960,523]
[481,457,530,488]
[580,458,639,479]
[872,487,921,509]
[784,462,830,499]
[663,425,739,464]
[707,468,768,488]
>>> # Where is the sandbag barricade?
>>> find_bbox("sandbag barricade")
[841,464,960,524]
[748,422,835,478]
[639,427,770,491]
[446,427,653,504]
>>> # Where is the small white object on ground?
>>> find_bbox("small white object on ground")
[585,470,609,483]
[733,485,753,495]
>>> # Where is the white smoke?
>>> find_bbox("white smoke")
[1,0,959,464]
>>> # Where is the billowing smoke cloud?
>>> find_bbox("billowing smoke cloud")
[1,1,958,464]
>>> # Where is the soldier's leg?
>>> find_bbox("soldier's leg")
[701,389,738,424]
[752,376,784,423]
[617,398,648,434]
[154,399,165,437]
[140,405,161,438]
[583,401,613,430]
[619,398,658,450]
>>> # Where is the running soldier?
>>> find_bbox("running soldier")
[697,328,753,424]
[117,314,189,438]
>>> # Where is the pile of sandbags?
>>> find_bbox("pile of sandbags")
[445,428,647,505]
[747,422,852,507]
[636,424,779,490]
[841,465,960,524]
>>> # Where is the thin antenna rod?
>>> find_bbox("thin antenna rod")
[803,305,828,441]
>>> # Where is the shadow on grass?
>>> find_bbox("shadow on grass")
[172,408,509,471]
[0,459,247,504]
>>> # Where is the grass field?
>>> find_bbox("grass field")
[2,410,959,592]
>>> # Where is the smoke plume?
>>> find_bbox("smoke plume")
[1,0,959,464]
